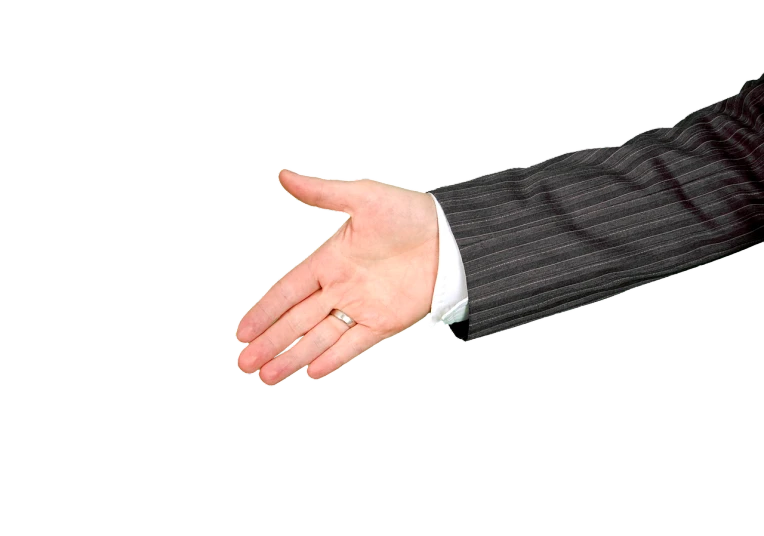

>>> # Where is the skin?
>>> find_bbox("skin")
[236,169,439,384]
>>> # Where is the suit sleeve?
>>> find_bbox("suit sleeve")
[429,73,764,341]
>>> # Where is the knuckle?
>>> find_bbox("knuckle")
[314,180,327,207]
[258,332,278,355]
[311,330,327,350]
[276,280,293,304]
[255,301,276,324]
[284,312,303,335]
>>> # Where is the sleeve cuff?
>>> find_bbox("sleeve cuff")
[428,193,469,325]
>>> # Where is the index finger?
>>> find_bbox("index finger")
[236,256,319,342]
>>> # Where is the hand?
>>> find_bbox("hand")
[236,170,439,384]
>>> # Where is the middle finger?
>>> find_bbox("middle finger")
[238,289,331,373]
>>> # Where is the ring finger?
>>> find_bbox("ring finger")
[258,313,351,385]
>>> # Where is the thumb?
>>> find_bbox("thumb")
[278,169,361,213]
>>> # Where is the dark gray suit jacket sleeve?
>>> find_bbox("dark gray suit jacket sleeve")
[429,73,764,341]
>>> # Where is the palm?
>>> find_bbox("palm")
[237,171,438,384]
[314,184,437,330]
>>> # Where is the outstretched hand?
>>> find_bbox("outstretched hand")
[236,170,439,384]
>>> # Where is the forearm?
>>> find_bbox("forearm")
[430,73,764,340]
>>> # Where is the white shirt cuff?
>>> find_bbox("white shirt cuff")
[428,193,469,325]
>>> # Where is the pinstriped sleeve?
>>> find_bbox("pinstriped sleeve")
[429,73,764,341]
